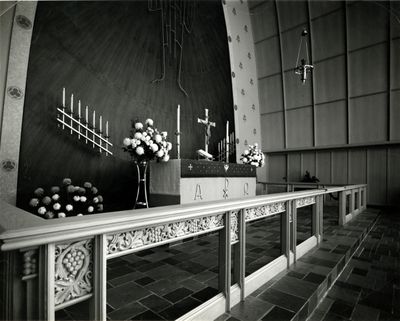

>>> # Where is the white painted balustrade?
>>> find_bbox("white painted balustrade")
[0,184,367,321]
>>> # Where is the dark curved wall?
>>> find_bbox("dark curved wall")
[17,1,233,211]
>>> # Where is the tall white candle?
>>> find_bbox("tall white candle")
[62,88,65,129]
[106,121,109,137]
[226,121,229,162]
[85,106,88,144]
[92,110,95,148]
[99,115,102,153]
[177,104,180,159]
[99,115,102,132]
[70,94,74,134]
[78,100,81,139]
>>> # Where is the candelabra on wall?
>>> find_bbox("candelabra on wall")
[56,88,113,156]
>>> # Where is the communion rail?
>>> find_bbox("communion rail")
[0,184,367,321]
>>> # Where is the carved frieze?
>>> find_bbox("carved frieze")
[107,214,224,256]
[296,196,315,208]
[54,239,93,306]
[230,211,239,244]
[244,202,286,222]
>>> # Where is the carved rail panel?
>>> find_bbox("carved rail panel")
[106,214,224,257]
[295,196,315,208]
[54,239,93,307]
[230,211,239,244]
[244,202,286,222]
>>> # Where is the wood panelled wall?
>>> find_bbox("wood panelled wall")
[17,1,233,211]
[249,0,400,205]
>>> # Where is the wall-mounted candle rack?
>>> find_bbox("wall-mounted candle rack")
[56,88,113,156]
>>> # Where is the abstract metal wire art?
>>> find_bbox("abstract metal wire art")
[148,0,196,96]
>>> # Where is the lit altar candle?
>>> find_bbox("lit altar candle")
[226,121,229,162]
[62,88,65,129]
[92,110,95,148]
[70,94,74,134]
[177,104,180,159]
[85,106,88,144]
[78,100,81,139]
[99,115,102,153]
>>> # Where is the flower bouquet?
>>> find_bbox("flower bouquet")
[241,143,265,167]
[122,118,172,163]
[28,178,104,219]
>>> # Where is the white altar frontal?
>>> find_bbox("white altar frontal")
[149,159,256,206]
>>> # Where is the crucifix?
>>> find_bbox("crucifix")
[197,108,216,154]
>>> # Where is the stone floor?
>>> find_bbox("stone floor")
[56,205,400,321]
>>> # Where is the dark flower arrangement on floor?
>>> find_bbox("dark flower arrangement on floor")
[28,178,104,219]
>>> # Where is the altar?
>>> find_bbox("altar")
[149,159,256,207]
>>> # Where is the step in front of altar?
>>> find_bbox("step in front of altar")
[149,159,256,207]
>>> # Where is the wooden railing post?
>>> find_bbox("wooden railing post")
[350,189,355,215]
[282,201,291,268]
[312,195,323,244]
[219,212,231,312]
[90,234,107,321]
[339,191,346,226]
[238,209,246,301]
[44,243,55,321]
[291,200,297,263]
[319,195,324,243]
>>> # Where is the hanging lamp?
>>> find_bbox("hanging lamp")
[294,29,314,84]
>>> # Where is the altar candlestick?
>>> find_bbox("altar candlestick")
[226,121,229,162]
[62,88,65,129]
[177,104,180,159]
[92,110,95,148]
[78,100,81,139]
[70,94,74,134]
[85,106,88,144]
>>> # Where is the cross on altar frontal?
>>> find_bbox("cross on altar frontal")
[197,108,216,153]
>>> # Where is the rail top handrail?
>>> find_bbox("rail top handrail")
[259,181,366,188]
[0,184,367,251]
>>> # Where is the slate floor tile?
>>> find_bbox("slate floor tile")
[158,297,201,320]
[261,306,295,321]
[328,299,354,319]
[139,294,171,313]
[257,287,306,313]
[130,309,164,320]
[163,287,193,303]
[191,286,219,302]
[351,304,380,321]
[230,296,274,321]
[108,301,147,321]
[107,282,150,310]
[304,272,326,284]
[272,276,318,299]
[135,276,155,286]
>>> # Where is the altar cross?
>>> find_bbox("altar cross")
[197,108,216,153]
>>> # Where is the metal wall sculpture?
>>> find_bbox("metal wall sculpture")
[148,0,196,96]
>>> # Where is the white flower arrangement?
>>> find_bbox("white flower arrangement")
[123,118,171,163]
[240,143,265,168]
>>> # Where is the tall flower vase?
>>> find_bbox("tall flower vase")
[134,161,149,209]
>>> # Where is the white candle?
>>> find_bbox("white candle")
[177,104,180,159]
[177,104,180,132]
[78,100,81,139]
[62,88,65,129]
[106,121,109,137]
[70,94,74,134]
[99,115,102,153]
[99,115,102,133]
[226,121,229,162]
[85,106,88,144]
[92,110,95,148]
[62,87,65,107]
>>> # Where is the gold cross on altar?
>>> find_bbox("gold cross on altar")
[197,108,216,153]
